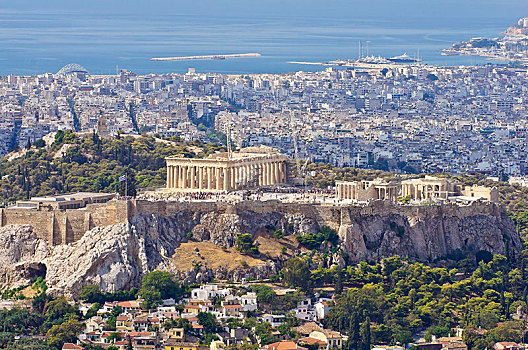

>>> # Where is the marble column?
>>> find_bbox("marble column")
[182,166,189,188]
[236,166,241,189]
[173,166,178,189]
[188,166,194,189]
[223,167,229,191]
[198,167,204,190]
[177,166,181,189]
[262,164,267,185]
[227,168,236,190]
[244,165,250,186]
[216,167,222,190]
[179,166,184,189]
[207,167,212,190]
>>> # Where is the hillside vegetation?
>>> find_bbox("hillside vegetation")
[0,131,224,203]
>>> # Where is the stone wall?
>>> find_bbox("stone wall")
[0,198,514,254]
[0,200,129,245]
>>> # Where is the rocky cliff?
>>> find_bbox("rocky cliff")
[0,200,519,299]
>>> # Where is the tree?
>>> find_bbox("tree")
[140,271,183,309]
[236,233,259,255]
[347,311,360,350]
[126,334,133,350]
[85,303,101,320]
[360,317,371,350]
[426,73,438,81]
[107,331,122,343]
[6,337,49,350]
[197,312,219,334]
[46,316,84,349]
[335,269,344,295]
[282,257,311,290]
[44,297,78,325]
[34,139,46,148]
[80,284,103,303]
[252,284,275,304]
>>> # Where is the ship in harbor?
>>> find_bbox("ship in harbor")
[387,53,422,63]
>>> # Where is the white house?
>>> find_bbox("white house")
[261,314,286,328]
[314,300,332,320]
[240,292,258,312]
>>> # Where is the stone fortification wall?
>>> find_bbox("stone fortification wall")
[0,200,129,245]
[0,198,516,298]
[129,199,516,262]
[132,199,502,230]
[0,198,515,262]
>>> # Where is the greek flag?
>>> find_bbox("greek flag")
[119,174,127,182]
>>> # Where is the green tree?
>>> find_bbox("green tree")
[197,312,219,334]
[236,233,259,255]
[360,317,371,350]
[46,316,84,349]
[282,257,311,290]
[107,331,122,343]
[252,284,275,304]
[335,269,344,295]
[44,297,78,326]
[140,271,184,309]
[80,285,103,303]
[347,312,360,350]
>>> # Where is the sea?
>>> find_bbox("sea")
[0,0,527,76]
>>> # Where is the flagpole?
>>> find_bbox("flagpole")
[125,175,128,200]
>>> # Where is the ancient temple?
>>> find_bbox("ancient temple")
[165,146,288,192]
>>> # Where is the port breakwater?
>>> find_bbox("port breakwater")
[151,53,262,61]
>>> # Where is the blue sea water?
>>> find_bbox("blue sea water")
[0,0,527,75]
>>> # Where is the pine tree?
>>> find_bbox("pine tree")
[347,310,360,350]
[126,335,133,350]
[335,269,343,295]
[360,316,371,350]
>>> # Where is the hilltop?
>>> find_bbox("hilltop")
[0,131,225,204]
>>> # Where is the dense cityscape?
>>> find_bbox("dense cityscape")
[2,61,528,177]
[2,2,528,350]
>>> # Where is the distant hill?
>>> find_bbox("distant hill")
[0,131,225,204]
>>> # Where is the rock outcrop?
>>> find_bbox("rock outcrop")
[0,200,519,299]
[0,225,49,290]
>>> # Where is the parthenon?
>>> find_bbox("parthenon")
[165,146,288,192]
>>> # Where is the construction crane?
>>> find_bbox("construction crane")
[292,131,301,177]
[226,113,233,160]
[290,114,311,186]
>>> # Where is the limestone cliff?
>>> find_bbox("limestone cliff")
[0,225,49,290]
[0,200,519,299]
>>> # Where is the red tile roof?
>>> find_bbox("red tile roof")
[299,337,327,345]
[264,341,307,350]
